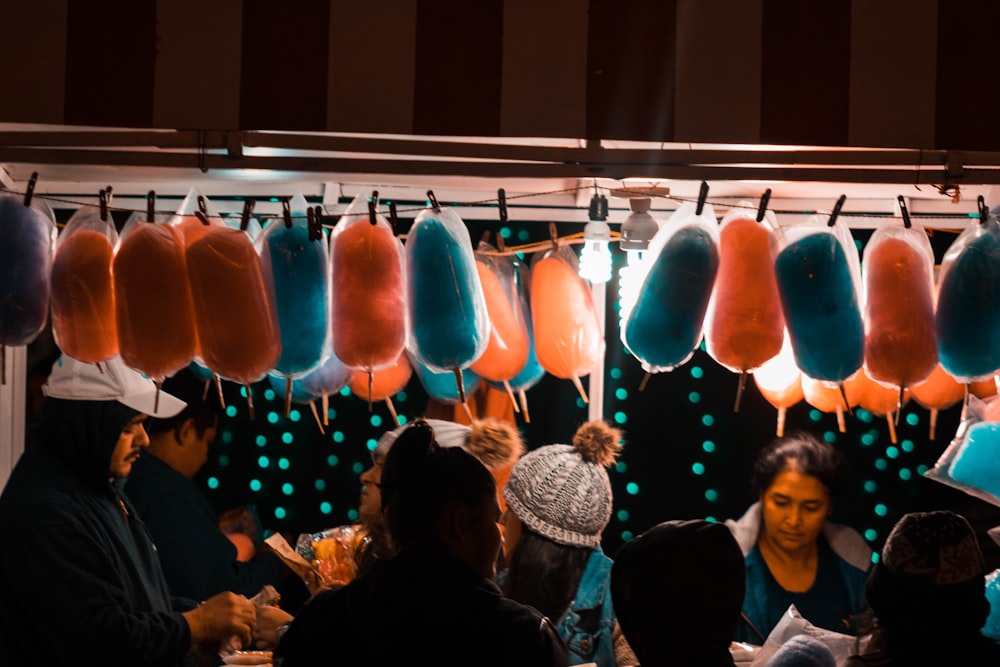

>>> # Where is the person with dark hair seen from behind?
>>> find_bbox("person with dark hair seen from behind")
[845,510,1000,666]
[500,420,625,667]
[725,431,873,644]
[0,355,258,667]
[611,519,747,667]
[273,419,568,667]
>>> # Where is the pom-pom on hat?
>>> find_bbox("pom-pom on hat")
[881,510,984,586]
[503,420,622,548]
[43,354,185,418]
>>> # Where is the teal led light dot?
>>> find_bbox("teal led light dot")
[864,480,877,493]
[207,477,219,490]
[249,479,262,492]
[692,462,706,475]
[220,430,233,444]
[865,528,878,542]
[610,367,623,380]
[875,458,888,471]
[615,461,628,473]
[366,438,378,452]
[620,530,634,542]
[282,483,294,496]
[517,228,530,242]
[274,507,286,520]
[225,405,238,418]
[614,411,627,425]
[327,408,337,421]
[339,386,351,397]
[499,226,511,239]
[217,454,230,467]
[901,439,915,453]
[332,431,345,443]
[352,461,365,475]
[626,482,640,495]
[370,414,383,428]
[267,411,279,424]
[576,397,587,409]
[264,389,276,401]
[702,440,716,453]
[320,501,332,514]
[917,464,929,475]
[690,366,704,379]
[347,509,359,521]
[874,503,888,517]
[701,414,715,427]
[255,435,267,447]
[822,431,836,443]
[282,432,294,444]
[278,457,290,470]
[289,409,301,422]
[905,413,919,426]
[705,489,719,502]
[688,391,701,404]
[326,454,339,467]
[899,468,912,481]
[397,392,408,403]
[397,414,409,425]
[615,388,628,400]
[314,479,327,491]
[856,408,873,424]
[617,509,630,521]
[860,433,875,446]
[257,456,270,469]
[809,409,822,422]
[886,446,899,459]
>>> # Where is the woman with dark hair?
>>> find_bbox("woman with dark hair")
[273,419,567,667]
[725,431,873,644]
[501,420,625,667]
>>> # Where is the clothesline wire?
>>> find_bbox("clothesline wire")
[2,182,975,255]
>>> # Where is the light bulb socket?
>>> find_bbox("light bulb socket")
[620,211,658,251]
[583,218,612,242]
[588,193,609,221]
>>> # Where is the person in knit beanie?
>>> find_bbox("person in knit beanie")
[501,420,623,667]
[844,510,1000,666]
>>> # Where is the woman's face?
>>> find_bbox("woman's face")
[759,464,831,554]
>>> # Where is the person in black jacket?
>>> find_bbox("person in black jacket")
[125,368,291,602]
[0,354,257,667]
[274,419,567,667]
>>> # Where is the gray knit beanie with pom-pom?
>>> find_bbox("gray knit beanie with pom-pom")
[503,421,622,548]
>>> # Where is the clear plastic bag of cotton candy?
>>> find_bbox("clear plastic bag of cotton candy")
[924,394,1000,507]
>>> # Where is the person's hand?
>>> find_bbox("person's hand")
[182,592,256,647]
[253,605,294,651]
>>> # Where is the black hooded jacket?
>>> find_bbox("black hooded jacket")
[0,398,197,667]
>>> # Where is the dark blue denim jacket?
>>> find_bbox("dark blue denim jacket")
[554,547,617,667]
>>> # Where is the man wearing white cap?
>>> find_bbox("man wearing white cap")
[0,355,258,667]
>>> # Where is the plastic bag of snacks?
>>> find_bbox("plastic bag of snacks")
[295,525,366,588]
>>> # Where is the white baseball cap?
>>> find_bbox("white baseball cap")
[43,354,186,418]
[373,418,471,461]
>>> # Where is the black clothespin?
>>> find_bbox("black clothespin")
[695,181,710,216]
[979,195,990,228]
[756,188,772,222]
[240,198,255,232]
[897,195,912,229]
[147,190,156,223]
[827,194,847,227]
[194,194,210,225]
[388,201,399,235]
[309,205,323,241]
[281,198,292,229]
[498,188,508,225]
[99,189,109,222]
[23,171,38,207]
[427,190,441,213]
[368,190,379,226]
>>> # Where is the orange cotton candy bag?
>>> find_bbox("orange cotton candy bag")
[330,194,407,376]
[50,205,119,365]
[862,217,937,392]
[470,239,529,384]
[530,242,604,399]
